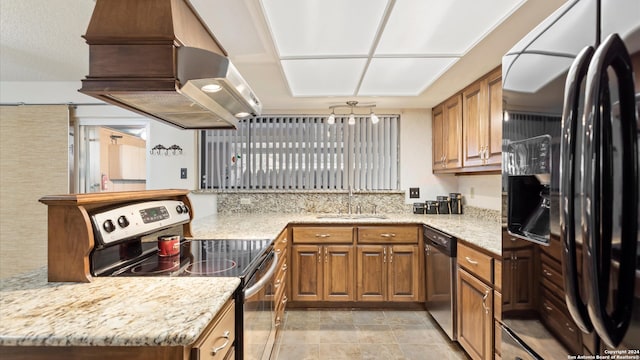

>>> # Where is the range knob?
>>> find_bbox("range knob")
[117,215,129,228]
[103,219,116,233]
[176,205,184,214]
[182,204,189,213]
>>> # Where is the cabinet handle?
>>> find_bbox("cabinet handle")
[380,233,396,238]
[282,295,288,305]
[543,303,553,312]
[275,278,282,288]
[325,247,328,263]
[275,248,282,254]
[543,269,552,277]
[383,247,387,263]
[389,247,393,263]
[465,256,478,265]
[282,263,288,271]
[275,316,282,327]
[565,323,575,333]
[211,330,231,355]
[315,233,331,238]
[318,248,321,263]
[281,237,288,244]
[481,290,489,314]
[484,146,490,162]
[425,244,430,255]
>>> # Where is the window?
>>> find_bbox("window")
[200,115,399,190]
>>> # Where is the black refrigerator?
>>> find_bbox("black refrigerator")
[501,0,639,358]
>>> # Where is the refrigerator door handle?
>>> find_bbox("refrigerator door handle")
[560,45,595,334]
[582,33,639,348]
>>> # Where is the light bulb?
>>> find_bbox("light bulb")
[327,112,335,124]
[370,111,379,124]
[201,84,222,93]
[348,113,355,125]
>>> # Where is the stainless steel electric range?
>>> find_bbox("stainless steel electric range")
[88,199,278,360]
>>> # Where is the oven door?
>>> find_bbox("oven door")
[243,250,278,360]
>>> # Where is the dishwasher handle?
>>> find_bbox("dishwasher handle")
[244,252,278,299]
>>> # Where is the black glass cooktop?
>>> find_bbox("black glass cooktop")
[92,239,271,278]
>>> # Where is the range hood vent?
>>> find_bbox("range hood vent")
[79,0,261,129]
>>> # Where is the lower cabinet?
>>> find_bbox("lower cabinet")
[291,244,354,301]
[457,268,494,360]
[356,244,419,302]
[190,299,236,360]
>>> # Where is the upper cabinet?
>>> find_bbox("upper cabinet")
[433,67,502,174]
[432,94,463,172]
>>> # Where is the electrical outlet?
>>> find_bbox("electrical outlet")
[409,187,420,198]
[180,168,187,179]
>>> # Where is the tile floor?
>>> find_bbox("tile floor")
[271,309,469,360]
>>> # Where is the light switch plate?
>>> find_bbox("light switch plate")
[409,187,420,198]
[180,168,187,179]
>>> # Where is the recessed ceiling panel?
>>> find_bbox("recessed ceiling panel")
[260,0,389,57]
[358,57,458,96]
[376,0,525,55]
[281,58,367,96]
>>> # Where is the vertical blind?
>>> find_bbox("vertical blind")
[200,115,399,190]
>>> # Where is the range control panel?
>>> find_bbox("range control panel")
[91,200,190,246]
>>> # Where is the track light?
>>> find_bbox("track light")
[327,101,379,125]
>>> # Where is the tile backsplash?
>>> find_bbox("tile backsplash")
[210,190,500,222]
[216,190,408,214]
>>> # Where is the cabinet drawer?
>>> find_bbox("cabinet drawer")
[494,290,502,321]
[542,234,563,262]
[494,259,502,292]
[358,226,418,244]
[541,253,564,293]
[274,231,289,255]
[457,243,493,284]
[292,226,353,243]
[191,300,235,360]
[540,287,582,354]
[502,230,531,249]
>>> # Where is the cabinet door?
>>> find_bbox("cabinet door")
[291,245,322,301]
[324,245,354,301]
[462,81,485,167]
[388,245,419,302]
[457,268,493,360]
[511,248,534,311]
[432,104,445,170]
[501,252,513,312]
[356,245,386,301]
[485,68,503,166]
[444,94,463,169]
[425,247,451,303]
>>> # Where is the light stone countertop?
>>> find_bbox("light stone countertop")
[0,268,239,347]
[191,212,502,256]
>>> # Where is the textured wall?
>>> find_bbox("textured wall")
[0,105,69,278]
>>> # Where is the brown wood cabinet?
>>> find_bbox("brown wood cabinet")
[191,299,235,360]
[457,268,494,360]
[356,244,420,302]
[432,94,463,173]
[456,242,495,360]
[433,67,502,174]
[502,248,535,312]
[462,67,502,170]
[273,230,289,332]
[291,244,354,302]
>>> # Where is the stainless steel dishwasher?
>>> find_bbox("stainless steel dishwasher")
[423,225,457,340]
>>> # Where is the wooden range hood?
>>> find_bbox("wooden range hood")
[79,0,262,130]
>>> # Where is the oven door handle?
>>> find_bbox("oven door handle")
[244,252,278,299]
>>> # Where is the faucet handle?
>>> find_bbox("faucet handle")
[372,205,377,214]
[356,205,362,214]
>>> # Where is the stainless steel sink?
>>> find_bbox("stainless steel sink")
[316,214,388,220]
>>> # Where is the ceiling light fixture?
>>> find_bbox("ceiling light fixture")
[327,110,336,124]
[327,101,378,125]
